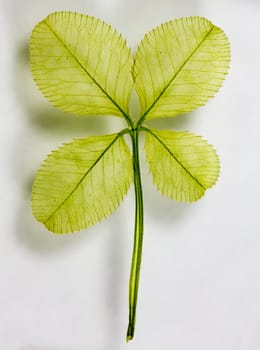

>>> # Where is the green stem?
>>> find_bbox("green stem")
[127,129,144,341]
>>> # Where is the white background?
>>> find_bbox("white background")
[1,0,260,349]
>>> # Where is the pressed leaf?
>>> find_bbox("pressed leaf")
[144,128,220,202]
[30,12,133,118]
[134,16,230,121]
[32,133,133,233]
[29,12,231,341]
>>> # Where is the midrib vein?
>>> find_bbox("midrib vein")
[145,128,206,190]
[44,133,122,224]
[45,21,128,119]
[139,25,214,123]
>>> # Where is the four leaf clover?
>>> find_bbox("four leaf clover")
[30,12,230,340]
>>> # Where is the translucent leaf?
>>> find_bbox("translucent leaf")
[134,17,230,121]
[144,128,220,202]
[30,12,133,118]
[32,133,133,233]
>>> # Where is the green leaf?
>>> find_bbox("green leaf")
[30,12,133,119]
[134,16,230,122]
[31,132,133,233]
[144,128,220,202]
[29,12,231,341]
